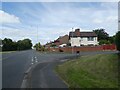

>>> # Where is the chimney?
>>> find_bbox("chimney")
[75,28,80,36]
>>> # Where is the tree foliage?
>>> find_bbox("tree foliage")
[2,38,32,51]
[115,31,120,51]
[34,42,41,50]
[108,35,115,44]
[93,29,109,41]
[34,42,46,51]
[0,38,2,51]
[99,40,110,45]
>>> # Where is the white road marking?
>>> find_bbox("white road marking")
[60,59,68,62]
[31,57,34,62]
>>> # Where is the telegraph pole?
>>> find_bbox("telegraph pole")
[36,25,38,50]
[72,27,74,54]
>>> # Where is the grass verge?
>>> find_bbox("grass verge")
[55,54,119,88]
[0,51,16,54]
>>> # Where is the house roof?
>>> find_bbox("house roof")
[69,32,97,37]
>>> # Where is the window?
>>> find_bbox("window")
[88,37,94,41]
[80,37,83,41]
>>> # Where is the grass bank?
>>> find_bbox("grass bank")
[0,51,16,54]
[55,54,119,88]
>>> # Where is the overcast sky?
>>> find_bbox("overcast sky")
[0,2,118,45]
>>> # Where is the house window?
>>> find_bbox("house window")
[81,37,83,41]
[88,37,94,41]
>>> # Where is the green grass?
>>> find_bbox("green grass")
[0,51,16,54]
[55,54,119,88]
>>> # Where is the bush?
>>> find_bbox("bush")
[99,40,110,45]
[115,31,120,51]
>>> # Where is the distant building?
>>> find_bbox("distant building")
[69,29,98,46]
[57,35,69,45]
[45,35,69,47]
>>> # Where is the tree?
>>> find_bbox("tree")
[17,39,32,50]
[2,38,15,51]
[99,40,110,45]
[0,38,2,51]
[93,29,109,41]
[2,38,32,51]
[115,31,120,51]
[108,35,115,44]
[34,42,41,50]
[34,42,47,51]
[22,39,32,50]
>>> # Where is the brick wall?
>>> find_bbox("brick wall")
[48,44,116,53]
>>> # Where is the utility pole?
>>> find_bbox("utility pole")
[72,27,74,54]
[36,25,38,50]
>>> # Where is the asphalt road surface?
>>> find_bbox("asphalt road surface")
[2,50,76,88]
[2,50,118,88]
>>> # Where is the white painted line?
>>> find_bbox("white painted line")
[31,57,34,62]
[31,63,33,65]
[60,59,68,62]
[21,79,27,88]
[35,60,38,63]
[24,67,31,74]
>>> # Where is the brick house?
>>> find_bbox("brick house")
[45,35,69,47]
[69,29,98,46]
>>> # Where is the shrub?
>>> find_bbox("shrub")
[115,31,120,51]
[99,40,110,45]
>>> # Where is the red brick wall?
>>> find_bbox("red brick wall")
[48,44,116,53]
[102,44,116,50]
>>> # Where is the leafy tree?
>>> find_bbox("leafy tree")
[93,29,109,41]
[115,31,120,51]
[108,35,115,44]
[2,38,32,51]
[99,40,110,45]
[22,39,32,49]
[0,38,2,51]
[34,42,41,50]
[17,39,32,50]
[34,42,47,51]
[2,38,14,51]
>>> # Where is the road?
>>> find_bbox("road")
[2,50,76,88]
[2,50,118,88]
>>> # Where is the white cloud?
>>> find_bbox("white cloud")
[1,2,118,44]
[93,19,103,23]
[106,16,117,22]
[0,10,20,24]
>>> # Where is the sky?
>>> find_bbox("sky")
[0,2,118,45]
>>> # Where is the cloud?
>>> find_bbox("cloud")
[93,19,103,23]
[0,10,20,24]
[106,16,117,22]
[1,2,118,44]
[1,25,73,45]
